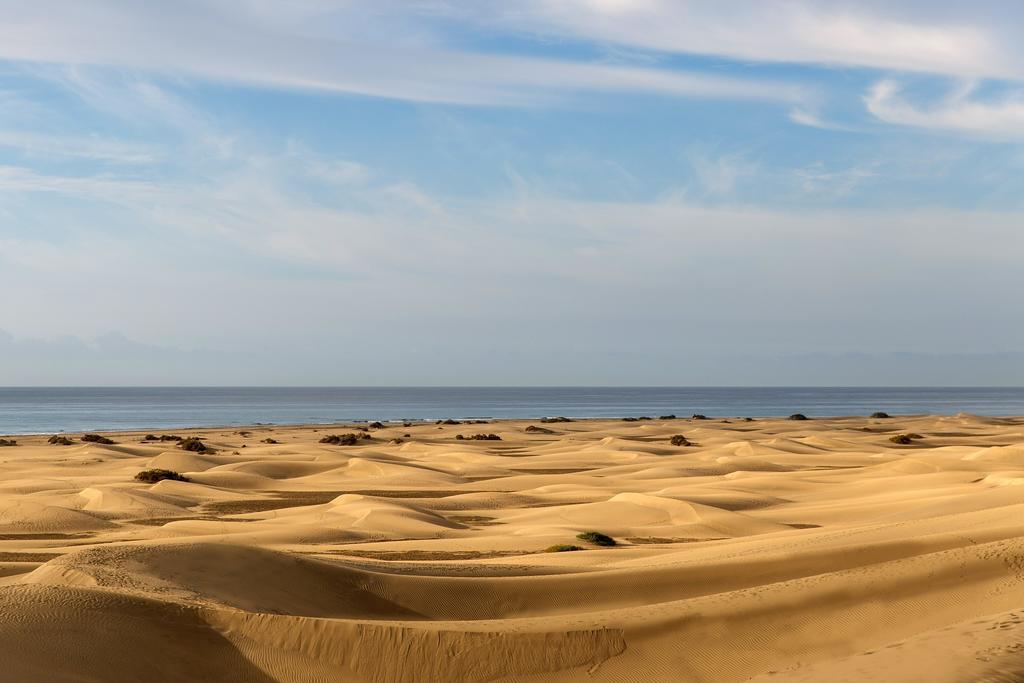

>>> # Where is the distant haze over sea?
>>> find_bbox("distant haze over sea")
[1,387,1023,435]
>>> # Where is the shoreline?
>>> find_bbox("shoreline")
[6,387,1024,437]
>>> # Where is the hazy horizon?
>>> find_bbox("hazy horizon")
[2,2,1022,385]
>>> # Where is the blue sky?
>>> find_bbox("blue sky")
[1,1,1022,385]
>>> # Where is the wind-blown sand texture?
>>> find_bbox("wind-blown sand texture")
[3,414,1024,682]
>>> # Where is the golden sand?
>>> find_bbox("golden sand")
[2,414,1024,681]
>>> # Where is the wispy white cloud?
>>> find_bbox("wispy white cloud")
[0,164,163,201]
[791,162,877,199]
[467,1,1020,80]
[0,1,802,107]
[865,79,1024,139]
[0,130,158,163]
[787,108,863,133]
[687,150,760,198]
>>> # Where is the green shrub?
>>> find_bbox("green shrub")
[544,544,583,553]
[691,414,708,420]
[670,435,691,446]
[261,437,279,444]
[658,415,676,420]
[47,435,74,446]
[540,416,572,423]
[870,412,891,419]
[82,434,115,445]
[320,433,360,445]
[135,469,189,483]
[576,531,616,546]
[789,413,808,421]
[179,437,214,453]
[368,421,385,429]
[525,425,556,434]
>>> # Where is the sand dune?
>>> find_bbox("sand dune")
[2,415,1024,681]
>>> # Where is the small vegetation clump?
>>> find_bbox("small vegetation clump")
[0,438,17,447]
[658,415,676,420]
[438,419,461,425]
[637,416,652,421]
[889,434,914,445]
[789,413,809,421]
[81,434,115,445]
[144,434,182,442]
[135,469,190,483]
[576,531,617,547]
[388,438,404,445]
[622,417,638,422]
[48,435,74,446]
[368,421,385,429]
[261,438,279,444]
[670,435,691,447]
[540,416,573,424]
[320,433,360,446]
[905,433,924,440]
[743,417,755,422]
[691,414,708,420]
[525,425,556,434]
[179,437,214,453]
[467,433,501,441]
[544,544,583,553]
[870,412,891,419]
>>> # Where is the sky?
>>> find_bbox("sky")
[0,0,1022,386]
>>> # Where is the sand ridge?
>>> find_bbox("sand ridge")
[2,414,1024,681]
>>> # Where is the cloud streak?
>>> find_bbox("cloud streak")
[0,1,802,106]
[0,130,158,163]
[865,79,1024,139]
[469,1,1021,81]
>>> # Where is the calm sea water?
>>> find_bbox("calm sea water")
[1,387,1023,435]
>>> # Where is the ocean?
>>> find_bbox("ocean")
[1,386,1023,435]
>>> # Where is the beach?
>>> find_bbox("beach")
[2,413,1024,681]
